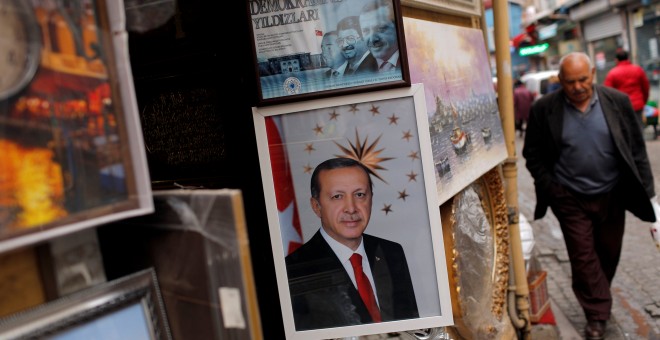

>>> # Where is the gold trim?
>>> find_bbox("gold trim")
[441,167,512,339]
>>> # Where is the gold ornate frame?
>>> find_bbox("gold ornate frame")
[440,167,513,339]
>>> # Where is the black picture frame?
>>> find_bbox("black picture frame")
[0,268,172,340]
[247,0,411,106]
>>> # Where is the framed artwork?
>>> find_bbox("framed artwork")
[0,0,153,253]
[400,0,481,17]
[103,189,264,340]
[247,0,411,106]
[403,17,508,204]
[253,84,452,339]
[0,268,171,340]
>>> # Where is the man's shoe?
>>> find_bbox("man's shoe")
[585,320,606,340]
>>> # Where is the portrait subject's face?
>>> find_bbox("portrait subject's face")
[311,166,372,250]
[359,6,397,60]
[322,34,343,69]
[337,28,366,62]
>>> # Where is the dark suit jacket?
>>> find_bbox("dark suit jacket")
[285,231,419,330]
[345,53,378,76]
[522,84,656,222]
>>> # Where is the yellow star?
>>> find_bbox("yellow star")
[402,130,413,141]
[303,164,313,174]
[382,204,393,215]
[397,190,409,201]
[304,143,315,154]
[334,129,394,183]
[369,104,380,116]
[388,113,399,125]
[313,124,324,135]
[406,171,418,182]
[408,150,420,160]
[329,110,340,120]
[348,104,359,114]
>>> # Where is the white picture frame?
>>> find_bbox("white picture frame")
[252,84,452,339]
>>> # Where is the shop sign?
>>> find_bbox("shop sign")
[519,43,550,56]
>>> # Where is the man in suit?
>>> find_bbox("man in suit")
[523,52,656,340]
[285,157,418,331]
[336,16,378,76]
[359,0,399,72]
[321,31,346,77]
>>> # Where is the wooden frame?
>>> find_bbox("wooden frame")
[247,0,411,106]
[253,84,452,339]
[0,0,153,253]
[0,268,171,340]
[400,0,482,17]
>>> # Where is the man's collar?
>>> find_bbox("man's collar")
[563,85,599,111]
[376,50,399,68]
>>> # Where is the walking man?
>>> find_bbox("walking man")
[522,52,656,340]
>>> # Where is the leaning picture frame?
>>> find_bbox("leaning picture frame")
[253,84,453,339]
[0,268,172,340]
[247,0,411,106]
[0,0,153,253]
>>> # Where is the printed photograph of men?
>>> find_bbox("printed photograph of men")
[254,86,453,338]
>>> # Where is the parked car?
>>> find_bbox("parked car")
[520,70,559,101]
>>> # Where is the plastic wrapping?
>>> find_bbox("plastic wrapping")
[443,171,514,339]
[104,189,263,340]
[651,196,660,250]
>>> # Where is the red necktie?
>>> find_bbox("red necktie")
[349,253,382,322]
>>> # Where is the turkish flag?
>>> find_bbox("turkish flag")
[266,116,303,254]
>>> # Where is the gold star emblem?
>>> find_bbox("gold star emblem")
[397,190,409,201]
[334,129,394,183]
[313,124,324,135]
[303,163,313,174]
[369,104,380,116]
[388,113,399,125]
[402,130,413,141]
[406,171,418,182]
[408,150,420,160]
[329,110,340,120]
[382,204,393,215]
[348,104,359,114]
[304,143,315,154]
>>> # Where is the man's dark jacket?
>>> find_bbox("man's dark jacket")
[285,231,419,330]
[522,84,656,222]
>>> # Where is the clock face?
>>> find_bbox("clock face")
[0,0,41,101]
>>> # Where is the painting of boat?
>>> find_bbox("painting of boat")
[450,126,470,155]
[435,156,451,176]
[481,127,492,143]
[404,18,508,204]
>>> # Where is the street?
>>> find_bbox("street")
[516,126,660,340]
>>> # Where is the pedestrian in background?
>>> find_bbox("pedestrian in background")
[644,100,659,139]
[547,74,561,93]
[522,52,656,340]
[513,79,535,137]
[604,49,650,124]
